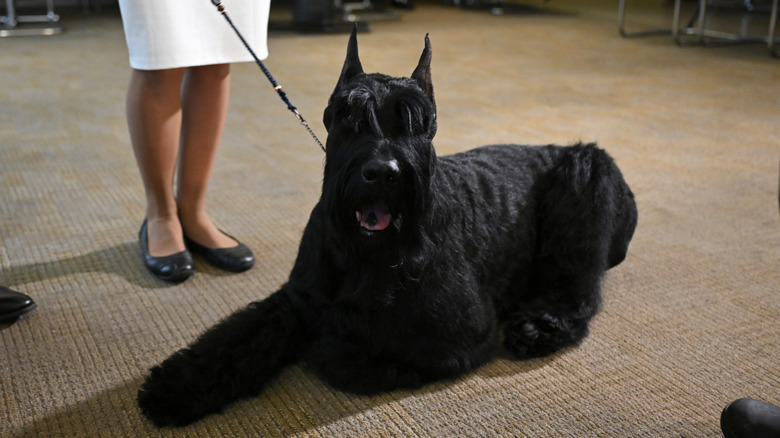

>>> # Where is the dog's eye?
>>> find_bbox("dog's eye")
[396,101,427,136]
[345,111,364,132]
[335,104,359,130]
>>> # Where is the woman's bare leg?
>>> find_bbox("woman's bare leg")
[126,67,187,257]
[176,63,238,249]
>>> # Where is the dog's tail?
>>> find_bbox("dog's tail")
[137,289,305,427]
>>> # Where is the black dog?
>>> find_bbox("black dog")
[137,29,637,427]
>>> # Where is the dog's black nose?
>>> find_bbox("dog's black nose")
[361,158,400,184]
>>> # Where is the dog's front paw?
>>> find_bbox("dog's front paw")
[503,313,586,359]
[137,351,220,427]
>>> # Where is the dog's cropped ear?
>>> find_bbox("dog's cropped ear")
[336,26,364,89]
[411,34,434,104]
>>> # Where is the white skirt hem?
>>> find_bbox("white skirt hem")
[118,0,270,71]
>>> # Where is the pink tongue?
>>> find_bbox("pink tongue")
[359,205,392,231]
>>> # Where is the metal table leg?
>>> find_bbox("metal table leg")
[674,0,768,47]
[672,0,708,45]
[770,0,779,57]
[1,0,63,37]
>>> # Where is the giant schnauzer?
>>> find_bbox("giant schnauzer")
[137,29,637,427]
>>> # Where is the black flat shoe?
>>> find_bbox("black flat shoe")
[139,220,195,283]
[0,286,36,323]
[721,398,780,438]
[184,233,254,273]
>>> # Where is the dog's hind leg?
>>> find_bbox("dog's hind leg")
[502,276,602,359]
[503,144,633,359]
[137,289,305,427]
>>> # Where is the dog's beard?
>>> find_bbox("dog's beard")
[321,140,435,278]
[338,160,405,237]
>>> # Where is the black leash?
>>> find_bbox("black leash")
[210,0,326,153]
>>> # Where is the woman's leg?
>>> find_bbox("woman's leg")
[126,67,187,257]
[176,64,239,249]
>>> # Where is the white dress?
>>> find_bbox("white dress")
[118,0,270,70]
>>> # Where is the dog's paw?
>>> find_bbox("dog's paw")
[137,366,204,427]
[137,351,221,428]
[502,313,586,359]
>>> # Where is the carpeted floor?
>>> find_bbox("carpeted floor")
[1,1,778,436]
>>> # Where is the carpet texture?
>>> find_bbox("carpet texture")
[1,1,778,436]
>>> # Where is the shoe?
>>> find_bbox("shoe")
[139,219,195,283]
[721,398,780,438]
[0,286,36,323]
[184,232,254,273]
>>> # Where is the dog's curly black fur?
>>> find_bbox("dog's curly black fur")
[137,30,638,427]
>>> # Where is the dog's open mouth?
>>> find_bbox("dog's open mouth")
[356,203,393,232]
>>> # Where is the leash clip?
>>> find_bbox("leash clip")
[293,109,327,153]
[293,109,305,125]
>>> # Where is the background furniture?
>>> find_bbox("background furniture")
[1,0,62,36]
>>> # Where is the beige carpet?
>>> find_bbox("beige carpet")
[1,1,778,436]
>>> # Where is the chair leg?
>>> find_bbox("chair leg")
[1,0,17,27]
[770,0,779,57]
[696,0,707,43]
[675,0,769,47]
[673,0,706,45]
[0,0,62,37]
